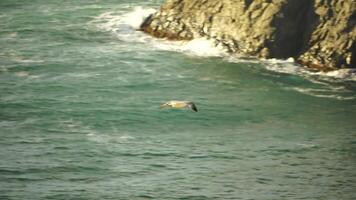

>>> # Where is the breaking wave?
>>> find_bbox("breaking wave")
[92,6,226,57]
[93,6,356,81]
[91,6,356,101]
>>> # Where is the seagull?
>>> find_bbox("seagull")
[160,100,198,112]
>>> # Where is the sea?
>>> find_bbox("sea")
[1,0,356,199]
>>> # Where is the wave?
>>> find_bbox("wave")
[151,38,226,57]
[87,132,135,144]
[287,87,355,100]
[92,7,155,32]
[91,6,356,101]
[120,6,156,30]
[316,68,356,80]
[227,56,356,82]
[93,6,356,81]
[91,7,226,57]
[264,58,356,82]
[11,71,40,79]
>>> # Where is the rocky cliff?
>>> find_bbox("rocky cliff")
[141,0,355,71]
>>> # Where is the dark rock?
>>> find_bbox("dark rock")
[140,0,356,71]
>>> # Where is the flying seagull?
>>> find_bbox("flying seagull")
[160,100,198,112]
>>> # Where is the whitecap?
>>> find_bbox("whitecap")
[29,75,40,79]
[87,132,135,144]
[87,132,106,143]
[13,57,44,63]
[296,143,317,149]
[118,135,135,140]
[287,87,355,100]
[15,71,30,77]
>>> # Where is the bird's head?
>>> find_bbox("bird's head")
[160,102,170,108]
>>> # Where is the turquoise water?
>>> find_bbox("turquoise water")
[1,0,356,199]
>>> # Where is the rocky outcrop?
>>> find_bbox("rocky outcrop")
[141,0,355,71]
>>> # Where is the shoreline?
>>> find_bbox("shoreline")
[140,0,355,72]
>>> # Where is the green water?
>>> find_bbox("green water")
[1,0,356,199]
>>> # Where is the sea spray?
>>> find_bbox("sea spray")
[121,6,156,30]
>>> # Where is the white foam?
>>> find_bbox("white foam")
[87,133,135,143]
[287,87,355,100]
[316,69,356,80]
[152,38,226,57]
[92,6,155,33]
[176,38,226,57]
[264,58,307,75]
[296,143,317,149]
[92,7,356,82]
[229,55,356,82]
[119,135,135,140]
[92,11,121,33]
[226,56,356,100]
[121,6,156,30]
[92,7,226,57]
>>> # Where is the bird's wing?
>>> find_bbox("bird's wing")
[190,103,198,112]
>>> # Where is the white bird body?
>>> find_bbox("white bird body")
[160,100,198,112]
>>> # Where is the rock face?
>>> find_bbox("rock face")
[141,0,355,71]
